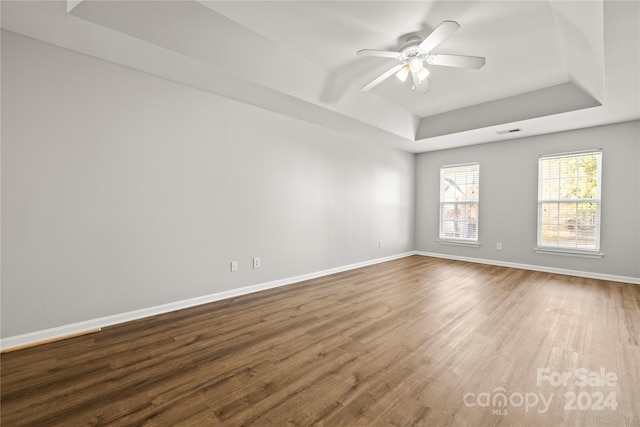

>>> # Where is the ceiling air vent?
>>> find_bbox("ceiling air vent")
[496,128,521,135]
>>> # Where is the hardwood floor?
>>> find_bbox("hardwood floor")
[2,255,639,426]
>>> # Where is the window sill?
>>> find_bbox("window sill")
[438,239,481,247]
[534,247,604,259]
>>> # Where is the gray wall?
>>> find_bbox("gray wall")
[2,30,638,341]
[1,32,415,338]
[416,120,640,279]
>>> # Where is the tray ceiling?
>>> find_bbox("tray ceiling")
[1,1,638,152]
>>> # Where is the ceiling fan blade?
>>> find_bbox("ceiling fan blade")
[411,70,429,94]
[427,54,486,69]
[418,20,460,52]
[361,64,405,91]
[356,49,402,59]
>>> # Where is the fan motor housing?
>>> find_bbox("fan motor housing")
[400,36,425,59]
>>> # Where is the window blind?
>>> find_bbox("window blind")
[439,163,480,242]
[537,150,602,252]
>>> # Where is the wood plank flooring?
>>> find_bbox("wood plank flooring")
[2,255,639,426]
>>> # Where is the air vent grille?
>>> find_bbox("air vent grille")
[496,128,521,135]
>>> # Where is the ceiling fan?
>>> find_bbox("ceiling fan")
[357,21,485,94]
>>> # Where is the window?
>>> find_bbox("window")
[537,150,602,256]
[439,163,479,244]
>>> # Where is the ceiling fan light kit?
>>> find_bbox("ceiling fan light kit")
[409,57,423,72]
[357,20,485,94]
[395,66,410,82]
[417,67,430,81]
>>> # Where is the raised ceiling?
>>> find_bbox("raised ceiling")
[203,1,574,117]
[1,1,638,153]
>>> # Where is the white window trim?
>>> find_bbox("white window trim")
[439,162,480,244]
[534,247,604,259]
[536,150,603,257]
[438,239,481,247]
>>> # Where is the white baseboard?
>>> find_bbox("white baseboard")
[0,252,414,352]
[415,251,640,285]
[4,250,636,351]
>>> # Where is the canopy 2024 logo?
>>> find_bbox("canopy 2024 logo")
[537,367,618,411]
[463,367,618,416]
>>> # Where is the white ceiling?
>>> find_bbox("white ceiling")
[1,0,638,153]
[204,1,572,117]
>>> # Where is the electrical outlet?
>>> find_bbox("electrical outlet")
[378,240,383,248]
[230,261,238,272]
[496,242,503,250]
[253,257,261,269]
